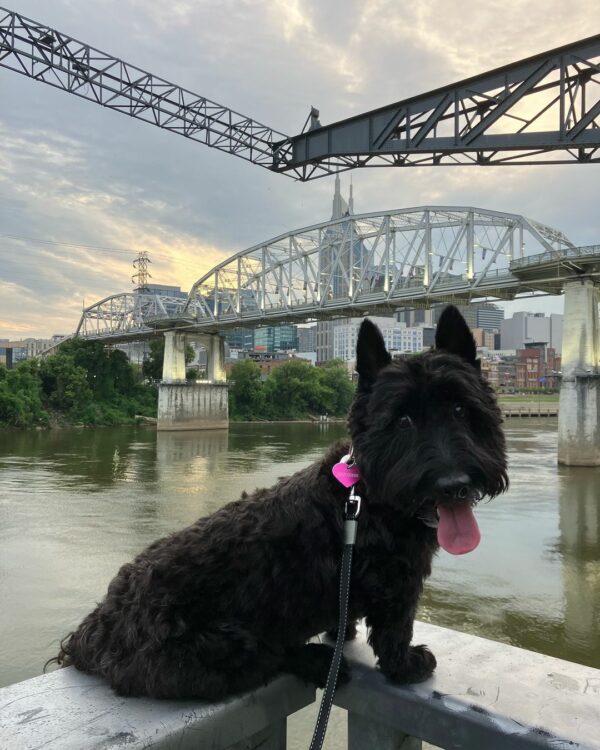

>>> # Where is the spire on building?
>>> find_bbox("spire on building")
[331,173,352,220]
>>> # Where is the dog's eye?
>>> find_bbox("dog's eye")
[399,415,413,429]
[454,404,465,418]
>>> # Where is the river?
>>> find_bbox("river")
[0,421,598,747]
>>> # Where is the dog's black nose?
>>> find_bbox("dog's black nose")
[435,473,471,499]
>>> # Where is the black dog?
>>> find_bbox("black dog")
[55,306,507,699]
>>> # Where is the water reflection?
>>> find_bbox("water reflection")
[556,466,600,664]
[156,429,229,465]
[1,419,599,691]
[0,427,158,490]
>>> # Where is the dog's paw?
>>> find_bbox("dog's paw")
[283,643,351,689]
[380,644,437,684]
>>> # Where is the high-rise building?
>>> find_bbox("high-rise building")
[396,302,486,329]
[254,325,298,353]
[333,318,435,363]
[297,325,316,353]
[476,303,504,331]
[501,312,563,353]
[224,328,255,351]
[316,319,338,363]
[396,308,435,327]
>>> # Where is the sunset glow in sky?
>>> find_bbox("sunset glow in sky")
[1,0,599,338]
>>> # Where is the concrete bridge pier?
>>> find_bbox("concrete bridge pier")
[157,330,228,431]
[558,278,600,465]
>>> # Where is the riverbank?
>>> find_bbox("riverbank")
[0,409,157,431]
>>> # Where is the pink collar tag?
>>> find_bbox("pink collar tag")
[332,453,361,488]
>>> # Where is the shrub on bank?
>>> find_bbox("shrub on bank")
[228,358,354,422]
[2,344,354,429]
[0,342,158,429]
[0,361,49,428]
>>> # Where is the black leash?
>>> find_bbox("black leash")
[308,487,361,750]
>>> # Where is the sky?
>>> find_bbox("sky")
[1,0,599,339]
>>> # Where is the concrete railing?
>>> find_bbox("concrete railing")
[1,622,598,749]
[335,621,599,749]
[0,668,315,749]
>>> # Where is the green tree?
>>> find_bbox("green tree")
[315,359,355,416]
[264,360,324,419]
[228,359,265,420]
[0,360,47,427]
[0,339,158,429]
[39,353,92,412]
[57,339,116,399]
[107,349,136,395]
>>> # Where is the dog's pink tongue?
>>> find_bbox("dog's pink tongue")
[436,503,481,555]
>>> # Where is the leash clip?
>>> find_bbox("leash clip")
[345,486,361,520]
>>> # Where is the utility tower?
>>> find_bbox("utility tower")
[131,251,152,291]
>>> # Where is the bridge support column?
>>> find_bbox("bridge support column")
[205,334,226,382]
[161,330,187,382]
[158,332,228,431]
[558,278,600,465]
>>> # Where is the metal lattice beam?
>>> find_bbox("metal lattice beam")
[182,207,574,331]
[274,35,600,178]
[2,7,600,180]
[0,7,294,173]
[75,207,582,341]
[76,292,188,340]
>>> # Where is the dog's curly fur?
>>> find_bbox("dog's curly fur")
[54,306,508,699]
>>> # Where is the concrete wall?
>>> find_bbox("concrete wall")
[158,383,228,431]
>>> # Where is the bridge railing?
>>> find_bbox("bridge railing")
[1,621,598,749]
[511,243,600,269]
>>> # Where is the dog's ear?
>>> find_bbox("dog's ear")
[435,305,479,368]
[356,319,391,383]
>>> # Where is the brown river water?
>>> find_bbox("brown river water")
[0,420,598,747]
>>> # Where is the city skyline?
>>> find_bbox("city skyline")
[1,0,598,339]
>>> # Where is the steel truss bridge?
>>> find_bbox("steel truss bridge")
[74,206,600,342]
[1,7,599,179]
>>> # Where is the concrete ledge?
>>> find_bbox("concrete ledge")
[2,622,598,749]
[0,668,314,750]
[335,621,600,750]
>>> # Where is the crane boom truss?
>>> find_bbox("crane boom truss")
[274,35,600,178]
[0,7,295,173]
[1,7,600,181]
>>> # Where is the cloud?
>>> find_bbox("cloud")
[1,0,597,337]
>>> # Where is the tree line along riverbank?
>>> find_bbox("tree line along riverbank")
[0,340,355,429]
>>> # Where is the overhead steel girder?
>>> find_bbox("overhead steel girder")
[182,206,574,332]
[1,6,600,180]
[274,35,600,178]
[0,6,289,171]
